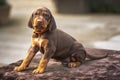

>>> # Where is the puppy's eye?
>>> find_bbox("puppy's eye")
[33,13,36,17]
[33,13,39,18]
[43,14,50,20]
[35,13,38,15]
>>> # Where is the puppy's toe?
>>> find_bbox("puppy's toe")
[32,68,45,74]
[68,62,81,68]
[14,66,25,71]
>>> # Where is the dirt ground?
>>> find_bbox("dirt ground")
[0,48,120,80]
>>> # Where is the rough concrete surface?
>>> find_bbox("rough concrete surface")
[0,48,120,80]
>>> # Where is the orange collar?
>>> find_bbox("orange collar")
[33,28,49,34]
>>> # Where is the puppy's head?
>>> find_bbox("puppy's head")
[28,7,56,33]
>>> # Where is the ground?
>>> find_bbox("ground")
[0,48,120,80]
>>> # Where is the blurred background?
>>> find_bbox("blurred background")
[0,0,120,66]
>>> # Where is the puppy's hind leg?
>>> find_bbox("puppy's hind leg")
[67,50,86,68]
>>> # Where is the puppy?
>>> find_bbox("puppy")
[14,7,107,74]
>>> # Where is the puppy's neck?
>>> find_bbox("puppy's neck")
[32,29,48,38]
[33,27,48,34]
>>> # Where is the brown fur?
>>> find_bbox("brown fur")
[14,7,107,74]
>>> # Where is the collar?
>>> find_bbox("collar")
[33,27,49,35]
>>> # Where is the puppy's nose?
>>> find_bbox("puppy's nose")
[37,19,42,25]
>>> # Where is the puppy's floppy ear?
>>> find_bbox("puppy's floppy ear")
[48,15,56,31]
[28,14,33,28]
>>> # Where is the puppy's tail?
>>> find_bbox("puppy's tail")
[85,48,109,60]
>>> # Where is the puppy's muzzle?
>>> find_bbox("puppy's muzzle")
[33,18,44,28]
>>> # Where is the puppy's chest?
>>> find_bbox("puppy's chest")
[33,38,44,46]
[33,37,48,49]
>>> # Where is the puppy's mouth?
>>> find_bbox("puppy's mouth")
[34,27,43,32]
[34,25,47,33]
[35,28,42,32]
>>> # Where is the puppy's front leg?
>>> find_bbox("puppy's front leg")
[14,45,39,71]
[33,43,56,74]
[32,56,49,74]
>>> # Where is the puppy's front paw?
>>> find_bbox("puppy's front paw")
[14,66,26,71]
[32,68,45,74]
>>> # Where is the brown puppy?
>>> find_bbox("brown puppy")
[14,7,107,74]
